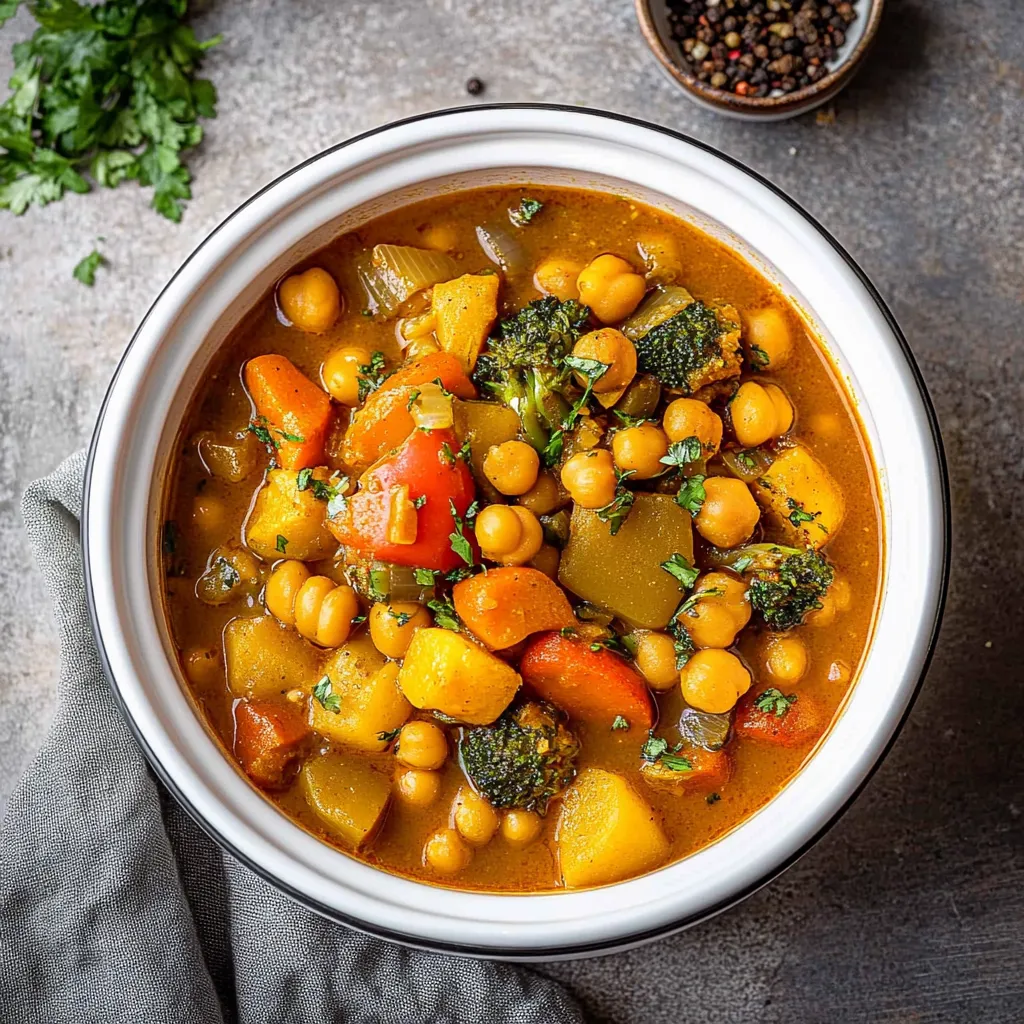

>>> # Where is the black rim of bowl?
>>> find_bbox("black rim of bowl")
[82,102,950,960]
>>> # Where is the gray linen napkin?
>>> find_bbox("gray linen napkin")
[0,452,585,1024]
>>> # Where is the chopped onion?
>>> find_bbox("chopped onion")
[636,235,684,286]
[475,223,526,275]
[409,382,454,431]
[357,245,458,319]
[679,706,731,751]
[621,284,694,341]
[396,309,437,350]
[720,446,774,484]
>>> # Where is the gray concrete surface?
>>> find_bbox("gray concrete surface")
[1,0,1021,1020]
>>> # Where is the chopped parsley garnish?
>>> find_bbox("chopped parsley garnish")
[509,197,543,226]
[388,609,412,627]
[675,474,707,516]
[754,688,798,718]
[377,726,401,745]
[562,356,609,432]
[444,566,475,583]
[660,436,703,469]
[413,568,438,586]
[357,351,389,402]
[210,556,240,591]
[427,597,460,631]
[312,675,341,713]
[406,389,421,411]
[675,586,725,617]
[660,553,699,590]
[542,429,564,467]
[640,733,693,773]
[612,410,656,428]
[595,467,634,536]
[749,344,770,370]
[277,429,304,443]
[667,615,696,669]
[786,498,820,528]
[611,715,630,731]
[735,450,757,471]
[275,534,288,554]
[73,249,106,286]
[413,494,427,509]
[731,554,754,574]
[248,420,278,450]
[448,499,474,566]
[296,468,313,491]
[439,442,457,468]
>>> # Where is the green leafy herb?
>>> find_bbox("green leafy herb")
[248,420,279,451]
[731,554,754,574]
[735,450,757,471]
[439,442,456,468]
[640,733,693,773]
[377,726,401,745]
[667,615,695,669]
[448,499,474,566]
[277,429,304,443]
[296,468,313,491]
[312,675,341,714]
[754,688,798,718]
[749,344,770,370]
[388,608,412,627]
[562,355,609,432]
[0,0,221,221]
[72,248,106,286]
[413,494,427,509]
[675,586,725,618]
[351,613,367,626]
[457,438,472,463]
[612,410,656,428]
[406,389,421,411]
[542,428,564,467]
[275,534,288,554]
[660,436,703,469]
[660,553,699,590]
[427,597,460,631]
[444,565,475,583]
[595,468,634,536]
[611,715,630,731]
[509,197,543,227]
[786,498,819,528]
[357,351,389,402]
[413,567,438,586]
[675,474,707,516]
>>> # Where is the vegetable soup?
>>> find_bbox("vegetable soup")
[161,185,882,892]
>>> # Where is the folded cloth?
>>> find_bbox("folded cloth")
[0,452,585,1024]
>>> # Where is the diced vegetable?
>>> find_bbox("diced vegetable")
[397,628,521,724]
[612,374,662,420]
[196,543,261,606]
[233,699,310,789]
[358,244,459,318]
[639,747,732,792]
[244,354,333,471]
[453,399,522,501]
[341,351,476,471]
[223,615,322,698]
[733,688,827,747]
[346,559,436,604]
[475,223,526,274]
[620,284,694,341]
[636,234,684,286]
[557,768,670,888]
[519,632,654,730]
[309,637,411,751]
[245,467,337,561]
[330,428,477,572]
[452,567,575,649]
[299,752,392,847]
[196,430,260,482]
[720,446,775,484]
[408,383,455,432]
[558,492,694,629]
[432,273,500,373]
[751,445,845,549]
[678,706,732,751]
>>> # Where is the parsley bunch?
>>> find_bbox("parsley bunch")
[0,0,220,221]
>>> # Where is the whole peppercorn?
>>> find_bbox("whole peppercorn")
[465,77,485,96]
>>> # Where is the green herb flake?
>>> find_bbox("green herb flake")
[731,554,754,574]
[276,428,304,443]
[388,608,412,627]
[357,351,390,403]
[749,344,770,370]
[413,494,427,509]
[667,615,696,670]
[448,499,475,566]
[675,474,707,516]
[413,568,438,586]
[509,197,543,227]
[439,442,457,468]
[676,586,725,618]
[73,249,106,286]
[660,553,699,590]
[640,733,692,772]
[312,675,341,714]
[427,597,461,631]
[296,468,313,491]
[275,534,288,554]
[595,468,635,536]
[786,497,820,527]
[754,688,798,718]
[377,726,401,745]
[248,421,279,450]
[611,715,630,731]
[407,389,421,411]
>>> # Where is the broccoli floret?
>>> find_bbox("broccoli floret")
[472,298,591,454]
[725,543,834,630]
[458,701,579,812]
[632,300,742,394]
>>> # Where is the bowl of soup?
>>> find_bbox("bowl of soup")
[83,105,948,958]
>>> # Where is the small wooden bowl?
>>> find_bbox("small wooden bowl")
[635,0,884,120]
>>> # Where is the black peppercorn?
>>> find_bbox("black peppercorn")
[466,77,485,96]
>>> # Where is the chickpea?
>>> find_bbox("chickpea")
[571,328,638,393]
[196,544,261,606]
[744,307,792,369]
[453,787,499,845]
[730,381,778,448]
[483,440,540,496]
[518,471,564,515]
[534,257,583,301]
[612,423,669,480]
[764,634,808,683]
[806,591,837,627]
[396,720,449,771]
[529,543,561,580]
[369,601,432,658]
[322,345,371,406]
[424,828,472,873]
[182,646,221,688]
[498,507,543,566]
[805,412,842,440]
[662,398,723,454]
[576,254,647,324]
[395,768,442,807]
[762,383,794,435]
[501,809,543,845]
[293,576,360,647]
[278,267,341,334]
[265,560,311,626]
[635,632,679,690]
[560,449,618,509]
[421,223,457,251]
[699,570,751,613]
[191,493,226,536]
[680,648,752,715]
[475,505,543,565]
[685,600,743,649]
[694,477,760,549]
[831,577,852,612]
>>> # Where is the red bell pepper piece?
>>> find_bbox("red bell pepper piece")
[733,688,827,748]
[233,699,311,789]
[519,632,654,730]
[328,427,478,572]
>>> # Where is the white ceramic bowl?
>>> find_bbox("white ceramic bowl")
[83,105,948,959]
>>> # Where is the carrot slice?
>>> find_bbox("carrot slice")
[640,747,733,792]
[341,352,476,471]
[733,688,827,748]
[519,632,654,729]
[244,354,333,470]
[233,699,311,789]
[453,567,575,649]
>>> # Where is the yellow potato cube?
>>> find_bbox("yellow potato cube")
[432,273,499,372]
[299,753,392,848]
[752,445,845,549]
[557,768,670,888]
[245,467,337,561]
[223,614,321,698]
[309,636,411,751]
[397,628,520,725]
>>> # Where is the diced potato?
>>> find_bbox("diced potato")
[558,493,694,630]
[751,445,845,548]
[223,614,321,698]
[245,467,337,561]
[309,637,412,751]
[397,628,520,724]
[432,273,500,372]
[299,752,392,848]
[454,399,522,501]
[557,768,670,888]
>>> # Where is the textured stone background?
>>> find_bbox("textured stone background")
[1,0,1022,1020]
